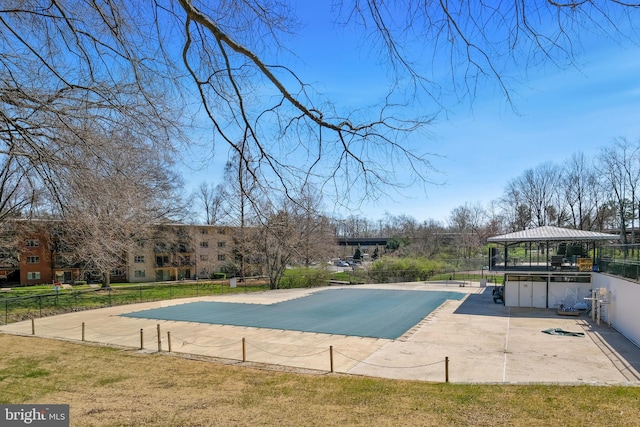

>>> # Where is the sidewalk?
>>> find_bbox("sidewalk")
[349,284,640,383]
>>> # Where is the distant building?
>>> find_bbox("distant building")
[19,229,53,285]
[127,224,235,282]
[4,220,389,286]
[3,221,239,286]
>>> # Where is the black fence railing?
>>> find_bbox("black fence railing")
[597,244,640,281]
[1,261,490,325]
[0,281,268,326]
[597,260,640,281]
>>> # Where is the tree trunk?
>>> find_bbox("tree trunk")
[101,271,111,289]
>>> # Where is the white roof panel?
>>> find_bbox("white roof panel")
[487,226,619,243]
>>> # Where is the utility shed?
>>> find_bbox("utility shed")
[487,226,619,308]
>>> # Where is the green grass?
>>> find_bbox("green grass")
[330,271,367,283]
[0,281,269,324]
[429,272,504,284]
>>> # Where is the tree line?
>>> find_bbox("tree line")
[354,138,640,253]
[2,2,639,287]
[187,136,636,266]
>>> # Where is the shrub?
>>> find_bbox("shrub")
[370,257,448,283]
[280,267,330,289]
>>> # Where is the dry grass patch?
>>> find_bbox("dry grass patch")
[0,334,638,426]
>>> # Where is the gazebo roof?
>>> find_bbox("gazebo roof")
[487,226,619,243]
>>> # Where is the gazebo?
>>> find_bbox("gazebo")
[486,226,619,308]
[487,225,619,272]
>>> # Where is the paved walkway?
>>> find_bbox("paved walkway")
[1,282,639,384]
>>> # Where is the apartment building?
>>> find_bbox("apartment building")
[0,221,55,286]
[127,224,235,283]
[3,221,238,286]
[19,230,53,285]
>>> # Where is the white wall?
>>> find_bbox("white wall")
[504,278,591,309]
[592,273,640,347]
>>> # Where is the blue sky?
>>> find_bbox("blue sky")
[183,3,640,225]
[419,45,640,223]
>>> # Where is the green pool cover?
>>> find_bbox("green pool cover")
[541,328,585,337]
[122,288,465,339]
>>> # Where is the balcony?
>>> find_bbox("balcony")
[154,258,195,268]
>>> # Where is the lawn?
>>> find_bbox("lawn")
[0,334,638,426]
[0,281,269,324]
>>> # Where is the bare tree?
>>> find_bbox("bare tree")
[338,215,377,239]
[0,152,39,222]
[410,219,447,259]
[448,203,486,258]
[4,1,637,213]
[54,132,184,287]
[597,138,640,243]
[292,185,334,267]
[258,208,297,290]
[505,163,561,228]
[0,152,43,279]
[561,152,600,230]
[194,182,225,225]
[253,189,333,289]
[213,153,265,279]
[484,200,506,237]
[500,182,532,232]
[340,1,640,107]
[0,2,182,238]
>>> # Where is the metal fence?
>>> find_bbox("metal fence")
[1,259,489,325]
[1,281,265,325]
[597,244,640,281]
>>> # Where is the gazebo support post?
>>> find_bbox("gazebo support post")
[546,240,550,271]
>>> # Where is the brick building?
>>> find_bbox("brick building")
[3,221,239,286]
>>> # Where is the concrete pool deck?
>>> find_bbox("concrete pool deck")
[1,282,639,384]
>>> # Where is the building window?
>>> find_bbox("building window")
[111,268,125,276]
[25,239,39,247]
[217,228,226,234]
[134,270,146,278]
[134,255,145,263]
[200,229,208,235]
[200,255,209,261]
[217,254,226,261]
[200,241,209,248]
[26,256,40,264]
[27,272,41,280]
[217,241,226,248]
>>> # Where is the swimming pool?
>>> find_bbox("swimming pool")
[122,288,465,339]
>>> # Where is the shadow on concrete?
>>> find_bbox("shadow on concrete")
[452,287,510,317]
[454,287,582,319]
[452,286,640,382]
[578,319,640,382]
